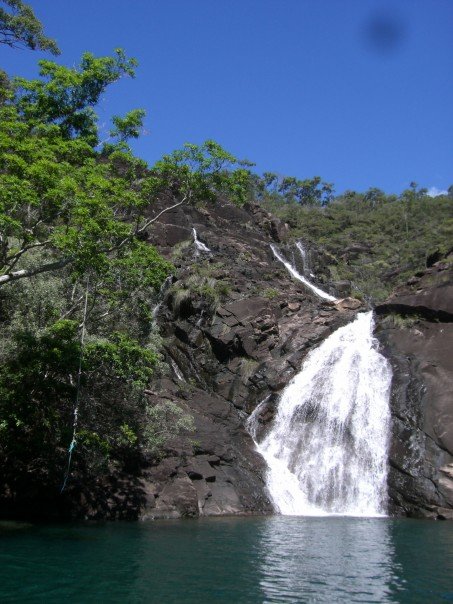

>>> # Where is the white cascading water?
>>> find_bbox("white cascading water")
[152,274,173,322]
[249,311,392,517]
[295,241,309,275]
[170,358,185,382]
[270,244,336,302]
[193,228,211,253]
[295,240,316,278]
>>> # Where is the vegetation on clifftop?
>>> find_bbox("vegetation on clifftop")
[254,177,453,302]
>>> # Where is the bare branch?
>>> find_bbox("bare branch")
[106,194,189,255]
[59,294,85,320]
[137,194,188,233]
[5,239,51,271]
[0,256,73,286]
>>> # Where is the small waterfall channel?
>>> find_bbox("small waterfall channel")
[248,312,392,517]
[193,228,211,254]
[270,244,336,302]
[295,241,316,278]
[152,274,173,322]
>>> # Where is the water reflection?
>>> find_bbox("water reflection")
[1,517,453,603]
[257,517,401,603]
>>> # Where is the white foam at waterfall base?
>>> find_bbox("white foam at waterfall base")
[250,312,392,517]
[270,244,336,302]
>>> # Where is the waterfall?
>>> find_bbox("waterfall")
[295,240,316,278]
[170,358,185,381]
[270,244,336,302]
[246,395,270,441]
[250,312,392,517]
[152,275,173,322]
[295,241,309,275]
[193,228,211,253]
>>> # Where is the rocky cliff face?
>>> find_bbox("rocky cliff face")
[134,199,360,519]
[376,251,453,519]
[29,199,451,522]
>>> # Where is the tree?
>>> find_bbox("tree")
[150,140,253,208]
[0,48,257,499]
[0,50,155,286]
[14,48,137,143]
[0,51,253,288]
[0,50,179,495]
[252,172,334,206]
[0,0,59,54]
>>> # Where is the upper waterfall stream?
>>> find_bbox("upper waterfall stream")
[248,311,392,517]
[270,244,336,301]
[193,228,211,253]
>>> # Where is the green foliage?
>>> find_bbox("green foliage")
[0,320,80,472]
[14,49,136,142]
[0,0,59,54]
[0,47,203,496]
[0,57,252,292]
[0,51,155,287]
[170,269,230,316]
[252,172,334,206]
[263,287,279,299]
[118,424,138,446]
[152,140,254,207]
[238,357,259,382]
[84,332,157,388]
[0,317,161,484]
[110,109,146,143]
[381,313,422,330]
[143,401,194,459]
[170,238,192,260]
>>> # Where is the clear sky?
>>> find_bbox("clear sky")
[2,0,452,194]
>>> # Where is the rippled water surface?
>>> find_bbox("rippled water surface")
[1,516,453,603]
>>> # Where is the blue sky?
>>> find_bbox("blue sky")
[2,0,452,194]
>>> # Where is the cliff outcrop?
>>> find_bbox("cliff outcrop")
[376,251,453,519]
[67,200,452,521]
[133,199,359,519]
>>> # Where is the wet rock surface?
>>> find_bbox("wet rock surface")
[376,251,453,518]
[134,198,359,519]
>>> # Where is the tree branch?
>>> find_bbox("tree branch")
[0,256,73,285]
[0,194,190,287]
[59,294,85,320]
[106,194,189,255]
[5,239,51,271]
[137,194,189,233]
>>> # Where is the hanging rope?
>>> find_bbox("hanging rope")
[61,277,90,493]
